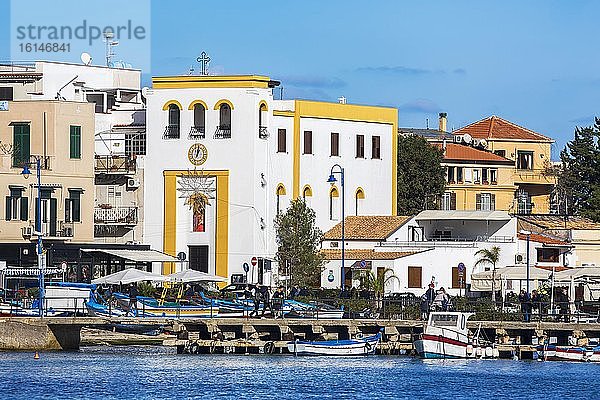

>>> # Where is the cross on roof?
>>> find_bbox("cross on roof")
[196,51,211,76]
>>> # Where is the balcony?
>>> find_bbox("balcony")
[13,154,52,170]
[189,126,205,140]
[94,206,138,225]
[95,155,136,175]
[214,125,231,139]
[163,124,180,139]
[513,168,556,185]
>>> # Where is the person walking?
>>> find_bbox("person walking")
[272,286,285,319]
[128,284,139,317]
[518,289,531,322]
[259,285,271,317]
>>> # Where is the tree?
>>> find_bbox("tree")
[474,246,501,304]
[557,120,600,220]
[274,198,324,288]
[396,135,446,215]
[361,267,399,311]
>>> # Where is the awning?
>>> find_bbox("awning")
[470,266,551,291]
[416,210,511,221]
[555,267,600,283]
[81,248,179,263]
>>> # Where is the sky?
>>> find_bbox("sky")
[2,0,600,158]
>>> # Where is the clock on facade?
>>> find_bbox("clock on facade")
[188,143,208,166]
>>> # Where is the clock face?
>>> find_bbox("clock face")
[188,143,208,166]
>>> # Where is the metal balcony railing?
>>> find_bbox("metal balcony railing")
[259,126,269,139]
[214,125,231,139]
[94,206,138,225]
[189,126,205,140]
[163,124,180,139]
[94,155,136,174]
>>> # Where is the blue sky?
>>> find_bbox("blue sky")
[3,1,600,157]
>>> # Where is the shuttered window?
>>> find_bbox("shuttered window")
[476,193,495,211]
[70,125,81,159]
[356,134,364,158]
[371,136,380,159]
[331,132,339,156]
[277,129,286,153]
[12,124,30,167]
[303,131,312,154]
[408,266,422,288]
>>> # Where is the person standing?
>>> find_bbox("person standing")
[272,286,285,319]
[128,284,139,317]
[518,289,531,322]
[260,286,271,317]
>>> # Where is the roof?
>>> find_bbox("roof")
[416,210,511,221]
[399,127,454,139]
[321,249,418,260]
[324,216,412,240]
[517,232,570,246]
[440,143,514,164]
[152,75,280,89]
[454,116,553,142]
[518,215,600,230]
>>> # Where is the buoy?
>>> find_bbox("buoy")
[34,351,40,360]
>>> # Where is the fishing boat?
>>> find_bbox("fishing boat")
[283,299,345,319]
[112,293,219,318]
[287,330,382,356]
[413,311,498,359]
[536,344,599,362]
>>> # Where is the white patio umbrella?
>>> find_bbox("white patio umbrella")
[167,269,227,283]
[92,268,168,285]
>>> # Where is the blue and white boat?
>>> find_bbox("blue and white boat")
[287,330,382,356]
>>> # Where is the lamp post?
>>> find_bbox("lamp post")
[21,158,44,317]
[327,164,345,292]
[520,230,531,294]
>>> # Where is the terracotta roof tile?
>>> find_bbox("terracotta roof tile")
[518,215,600,230]
[324,216,412,240]
[321,249,418,260]
[517,232,570,246]
[454,116,553,142]
[439,143,514,164]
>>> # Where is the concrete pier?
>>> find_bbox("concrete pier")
[2,316,600,356]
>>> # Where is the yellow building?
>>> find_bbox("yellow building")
[0,100,95,271]
[452,116,556,214]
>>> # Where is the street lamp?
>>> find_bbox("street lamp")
[327,164,345,292]
[21,158,44,317]
[520,230,531,294]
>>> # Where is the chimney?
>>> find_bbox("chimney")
[439,112,447,132]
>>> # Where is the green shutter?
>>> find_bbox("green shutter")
[12,124,30,167]
[476,194,482,211]
[5,196,11,221]
[70,126,81,159]
[20,197,28,221]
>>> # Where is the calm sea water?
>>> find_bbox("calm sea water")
[1,346,599,399]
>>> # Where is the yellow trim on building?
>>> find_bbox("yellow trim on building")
[163,170,230,279]
[289,100,398,214]
[162,100,183,111]
[188,99,208,110]
[330,186,339,198]
[302,185,313,197]
[213,99,235,110]
[273,110,294,117]
[355,187,365,199]
[258,100,268,111]
[276,183,287,196]
[153,75,273,89]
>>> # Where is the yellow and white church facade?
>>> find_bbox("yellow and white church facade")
[144,74,397,284]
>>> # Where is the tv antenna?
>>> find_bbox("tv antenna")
[104,31,119,67]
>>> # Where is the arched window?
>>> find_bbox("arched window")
[302,185,313,207]
[276,184,286,215]
[165,103,180,139]
[215,103,232,139]
[329,186,339,221]
[355,188,365,216]
[191,103,205,139]
[259,102,268,139]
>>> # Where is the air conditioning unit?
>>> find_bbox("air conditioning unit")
[21,226,33,238]
[453,135,463,143]
[127,178,140,189]
[515,253,526,264]
[330,241,339,248]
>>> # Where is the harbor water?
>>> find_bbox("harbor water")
[1,346,600,399]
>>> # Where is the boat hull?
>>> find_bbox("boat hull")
[287,333,380,356]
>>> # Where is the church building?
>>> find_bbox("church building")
[144,73,398,283]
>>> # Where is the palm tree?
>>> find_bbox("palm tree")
[363,268,399,311]
[474,246,501,305]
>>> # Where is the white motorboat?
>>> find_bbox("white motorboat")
[414,311,498,359]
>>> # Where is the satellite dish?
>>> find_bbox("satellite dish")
[80,52,92,66]
[462,133,472,144]
[479,138,488,148]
